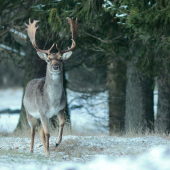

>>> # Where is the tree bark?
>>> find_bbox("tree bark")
[155,72,170,133]
[125,61,154,132]
[63,67,71,127]
[107,58,126,134]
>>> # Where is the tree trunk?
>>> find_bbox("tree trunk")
[125,61,154,132]
[63,66,71,127]
[155,72,170,133]
[107,58,126,134]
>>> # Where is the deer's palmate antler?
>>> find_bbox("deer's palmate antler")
[23,18,78,156]
[25,17,79,55]
[25,19,55,54]
[56,17,79,54]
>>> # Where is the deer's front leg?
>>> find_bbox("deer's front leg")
[56,109,65,147]
[40,116,50,156]
[39,124,46,153]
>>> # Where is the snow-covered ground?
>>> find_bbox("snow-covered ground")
[0,88,23,111]
[0,114,20,132]
[0,88,22,132]
[0,135,170,170]
[67,89,109,133]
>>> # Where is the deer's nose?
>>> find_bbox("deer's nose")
[53,66,59,70]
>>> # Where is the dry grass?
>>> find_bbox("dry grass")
[121,127,170,140]
[1,123,170,140]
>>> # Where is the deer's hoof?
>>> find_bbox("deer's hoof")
[46,151,50,156]
[53,143,59,151]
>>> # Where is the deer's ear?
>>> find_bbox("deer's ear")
[37,52,48,61]
[62,51,72,60]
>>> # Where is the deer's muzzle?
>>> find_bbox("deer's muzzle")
[53,66,59,71]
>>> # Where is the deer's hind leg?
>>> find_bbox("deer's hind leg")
[26,112,37,153]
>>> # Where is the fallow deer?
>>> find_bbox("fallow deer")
[24,18,79,156]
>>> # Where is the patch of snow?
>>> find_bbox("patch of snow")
[0,88,23,132]
[10,28,27,39]
[117,22,126,25]
[116,13,127,17]
[0,88,23,110]
[120,5,128,9]
[103,0,114,6]
[0,44,26,56]
[67,89,109,134]
[0,114,19,132]
[154,78,158,116]
[102,0,115,9]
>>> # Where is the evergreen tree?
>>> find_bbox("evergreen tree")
[117,0,170,132]
[101,1,155,131]
[47,0,127,133]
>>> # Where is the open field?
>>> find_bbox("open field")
[1,131,170,170]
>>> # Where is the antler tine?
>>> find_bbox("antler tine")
[49,43,55,51]
[25,19,55,54]
[59,39,76,53]
[66,17,79,41]
[56,44,61,53]
[29,18,31,24]
[59,17,79,54]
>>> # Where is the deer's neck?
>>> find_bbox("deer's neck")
[44,67,63,98]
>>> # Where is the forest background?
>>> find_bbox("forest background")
[0,0,169,134]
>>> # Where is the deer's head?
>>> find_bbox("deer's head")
[25,18,79,74]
